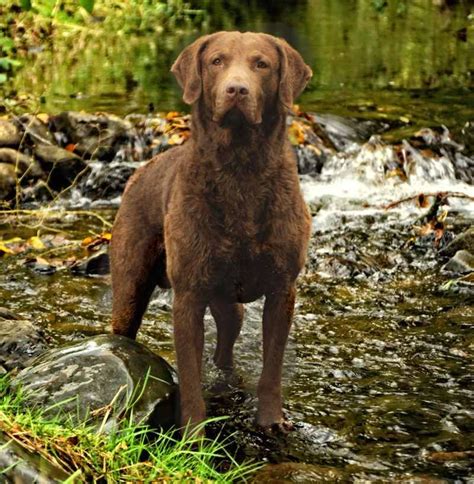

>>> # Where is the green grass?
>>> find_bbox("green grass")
[0,374,260,482]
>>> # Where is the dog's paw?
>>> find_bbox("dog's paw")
[258,418,295,435]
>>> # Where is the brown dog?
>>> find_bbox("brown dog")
[110,31,312,431]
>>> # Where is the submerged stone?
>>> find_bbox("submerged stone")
[253,462,345,483]
[442,250,474,274]
[13,334,178,431]
[0,318,48,371]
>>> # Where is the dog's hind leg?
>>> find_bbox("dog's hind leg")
[210,299,243,370]
[257,284,296,430]
[110,220,164,339]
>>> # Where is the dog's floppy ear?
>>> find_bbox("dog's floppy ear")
[275,38,312,108]
[171,35,213,105]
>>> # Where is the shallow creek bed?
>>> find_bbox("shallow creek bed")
[0,110,473,482]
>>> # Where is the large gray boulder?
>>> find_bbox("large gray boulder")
[13,334,178,431]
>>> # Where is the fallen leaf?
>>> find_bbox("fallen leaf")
[0,242,15,255]
[168,133,186,145]
[165,111,180,120]
[28,236,45,250]
[37,113,49,123]
[81,232,112,250]
[288,120,306,146]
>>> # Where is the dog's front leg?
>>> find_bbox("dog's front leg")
[173,291,207,432]
[257,285,296,430]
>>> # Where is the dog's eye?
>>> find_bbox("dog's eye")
[212,58,222,66]
[256,60,268,69]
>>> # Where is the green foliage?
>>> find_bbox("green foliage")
[0,374,260,481]
[79,0,95,14]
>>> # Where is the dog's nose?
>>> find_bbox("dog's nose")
[225,83,249,97]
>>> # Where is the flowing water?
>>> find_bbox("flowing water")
[1,0,474,481]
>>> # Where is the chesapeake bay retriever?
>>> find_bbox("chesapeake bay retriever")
[111,31,312,431]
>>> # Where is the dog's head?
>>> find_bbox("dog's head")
[171,31,312,127]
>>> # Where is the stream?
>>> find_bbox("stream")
[1,0,473,481]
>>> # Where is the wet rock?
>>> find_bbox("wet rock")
[79,160,140,201]
[0,147,44,179]
[442,250,474,274]
[309,113,389,151]
[24,257,57,275]
[459,120,474,155]
[20,180,54,204]
[70,249,110,276]
[0,434,68,484]
[0,119,21,147]
[34,144,88,190]
[0,307,21,320]
[253,462,345,483]
[13,335,178,431]
[0,162,17,200]
[51,111,132,160]
[17,114,56,145]
[295,145,325,174]
[0,319,48,371]
[440,227,474,257]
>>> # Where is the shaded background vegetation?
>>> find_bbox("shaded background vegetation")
[1,0,473,127]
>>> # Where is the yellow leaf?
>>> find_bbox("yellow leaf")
[288,121,306,146]
[166,111,180,120]
[28,236,45,250]
[37,113,49,123]
[102,232,112,241]
[2,237,22,244]
[81,235,94,247]
[0,242,15,255]
[168,133,185,145]
[438,210,448,222]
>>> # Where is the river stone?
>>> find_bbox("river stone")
[20,179,54,203]
[440,227,474,257]
[0,147,44,178]
[79,160,140,200]
[17,114,56,145]
[253,462,345,483]
[442,250,474,274]
[34,144,88,190]
[0,119,21,146]
[0,319,48,371]
[0,162,17,200]
[70,249,110,276]
[13,335,178,431]
[51,111,131,160]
